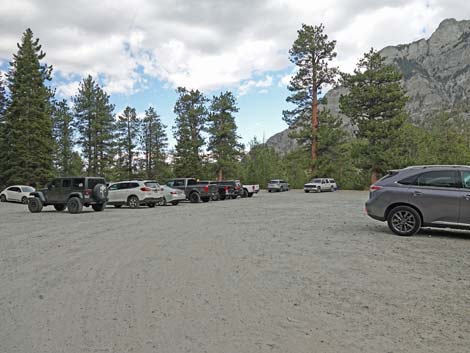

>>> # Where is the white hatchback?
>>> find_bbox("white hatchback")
[107,180,164,208]
[0,185,36,203]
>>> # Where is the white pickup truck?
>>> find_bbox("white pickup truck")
[242,184,260,197]
[304,178,337,193]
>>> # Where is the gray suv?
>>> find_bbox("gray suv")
[366,165,470,236]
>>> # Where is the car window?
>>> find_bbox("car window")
[187,179,197,186]
[329,179,335,183]
[311,179,321,183]
[129,182,139,189]
[21,186,34,192]
[50,179,59,188]
[117,183,128,190]
[461,171,470,189]
[269,180,279,184]
[108,184,118,191]
[416,170,459,188]
[9,187,21,192]
[62,179,71,187]
[166,181,174,187]
[72,178,85,188]
[87,178,105,189]
[144,182,158,189]
[173,180,184,187]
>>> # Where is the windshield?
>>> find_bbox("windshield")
[310,179,322,183]
[22,186,35,192]
[269,180,279,184]
[144,182,159,189]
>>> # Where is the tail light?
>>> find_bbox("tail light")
[83,188,92,196]
[235,186,240,190]
[203,185,209,193]
[370,185,382,192]
[224,186,229,191]
[170,191,178,195]
[140,187,152,192]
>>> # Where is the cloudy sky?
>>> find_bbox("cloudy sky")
[0,0,469,146]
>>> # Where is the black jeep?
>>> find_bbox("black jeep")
[28,177,108,214]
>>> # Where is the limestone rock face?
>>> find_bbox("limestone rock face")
[267,18,470,154]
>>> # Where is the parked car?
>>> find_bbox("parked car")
[166,178,218,203]
[267,179,289,192]
[107,180,164,208]
[0,185,35,204]
[158,185,186,205]
[304,178,337,193]
[242,184,260,197]
[366,165,470,236]
[28,177,107,214]
[213,180,243,199]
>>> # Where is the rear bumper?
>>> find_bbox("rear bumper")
[365,200,386,221]
[141,196,163,204]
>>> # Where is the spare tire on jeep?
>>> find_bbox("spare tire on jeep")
[92,183,107,202]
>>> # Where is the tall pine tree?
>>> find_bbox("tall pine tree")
[283,24,338,166]
[339,49,408,183]
[73,75,115,176]
[0,73,7,187]
[173,87,207,178]
[141,106,168,180]
[52,99,76,176]
[3,29,54,186]
[207,91,243,180]
[115,106,140,179]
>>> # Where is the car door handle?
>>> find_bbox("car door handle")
[412,191,423,196]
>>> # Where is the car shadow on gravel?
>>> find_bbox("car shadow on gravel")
[417,228,470,240]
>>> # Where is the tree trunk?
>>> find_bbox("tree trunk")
[311,81,318,163]
[371,169,380,184]
[218,168,223,181]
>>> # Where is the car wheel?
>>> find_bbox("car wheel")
[171,201,179,206]
[268,190,271,193]
[330,186,335,192]
[157,198,166,206]
[189,192,201,203]
[304,190,309,193]
[387,206,421,236]
[128,195,140,209]
[211,194,220,201]
[0,194,6,202]
[54,204,66,212]
[241,189,248,198]
[92,203,106,211]
[67,197,83,214]
[201,196,210,202]
[220,194,226,200]
[231,195,237,199]
[28,197,43,213]
[248,193,253,198]
[147,202,156,208]
[21,196,28,204]
[317,186,321,193]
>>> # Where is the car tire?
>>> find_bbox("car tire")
[220,194,226,200]
[128,195,140,209]
[242,189,248,198]
[211,194,220,201]
[92,203,106,211]
[387,206,421,236]
[67,197,83,214]
[189,192,201,203]
[304,190,309,193]
[21,196,28,204]
[0,194,6,202]
[147,202,156,208]
[231,195,237,199]
[171,201,179,206]
[157,198,166,206]
[317,186,321,193]
[92,183,107,203]
[248,193,253,197]
[28,197,43,213]
[268,190,271,193]
[330,186,335,192]
[201,196,210,203]
[54,204,66,212]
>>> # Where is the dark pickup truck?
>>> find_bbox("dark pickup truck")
[166,178,218,203]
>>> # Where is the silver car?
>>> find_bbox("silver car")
[267,179,289,192]
[366,165,470,236]
[158,185,186,206]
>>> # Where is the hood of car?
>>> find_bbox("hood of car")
[304,183,320,186]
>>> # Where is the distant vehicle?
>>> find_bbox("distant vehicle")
[107,180,164,208]
[28,177,107,214]
[304,178,337,193]
[0,185,35,204]
[366,165,470,236]
[158,185,186,206]
[242,184,260,197]
[166,178,218,203]
[267,179,289,192]
[212,180,243,199]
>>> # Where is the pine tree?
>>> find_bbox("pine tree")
[241,137,282,186]
[207,91,244,180]
[115,106,140,179]
[173,87,207,178]
[52,99,75,175]
[73,75,115,176]
[0,73,7,187]
[283,24,338,165]
[3,29,54,187]
[340,49,408,183]
[141,106,168,180]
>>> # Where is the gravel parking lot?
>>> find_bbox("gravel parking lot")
[1,190,469,353]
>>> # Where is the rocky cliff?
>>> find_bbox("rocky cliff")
[267,18,470,154]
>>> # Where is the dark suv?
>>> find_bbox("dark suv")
[28,177,108,214]
[366,165,470,236]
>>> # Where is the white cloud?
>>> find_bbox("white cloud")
[0,0,468,95]
[238,75,273,96]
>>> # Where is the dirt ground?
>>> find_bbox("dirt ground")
[1,190,469,353]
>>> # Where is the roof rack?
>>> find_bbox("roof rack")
[404,165,470,169]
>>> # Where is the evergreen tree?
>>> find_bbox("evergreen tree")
[173,87,207,177]
[73,75,115,176]
[207,91,244,180]
[241,137,282,186]
[52,99,75,175]
[3,29,54,186]
[141,106,168,180]
[339,49,408,183]
[0,73,7,187]
[283,24,338,165]
[115,106,140,179]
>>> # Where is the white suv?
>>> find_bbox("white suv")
[107,180,164,208]
[304,178,337,193]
